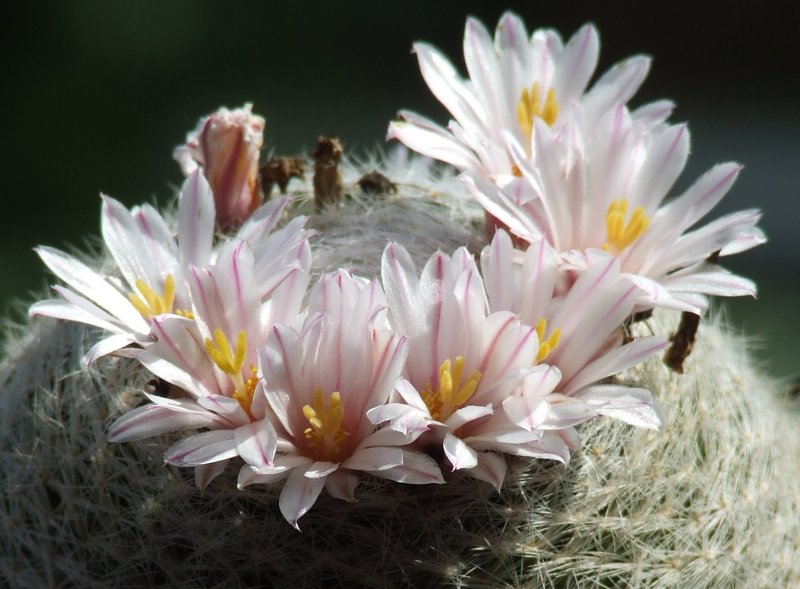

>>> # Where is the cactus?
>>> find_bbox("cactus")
[2,155,798,588]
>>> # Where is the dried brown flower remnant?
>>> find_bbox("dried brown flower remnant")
[357,171,397,196]
[261,157,306,197]
[311,136,344,211]
[664,311,700,373]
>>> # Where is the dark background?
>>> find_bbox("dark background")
[2,1,798,377]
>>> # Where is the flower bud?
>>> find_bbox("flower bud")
[173,104,265,230]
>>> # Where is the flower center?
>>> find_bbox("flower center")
[517,82,559,138]
[422,357,482,422]
[602,198,651,254]
[303,389,351,462]
[205,328,257,415]
[128,273,194,319]
[535,319,561,363]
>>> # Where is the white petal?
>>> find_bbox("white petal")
[652,209,762,274]
[305,461,339,479]
[101,195,155,290]
[463,17,501,121]
[165,429,238,466]
[632,100,675,126]
[503,394,550,432]
[35,246,149,333]
[30,292,126,335]
[178,170,215,269]
[108,402,220,443]
[235,419,277,469]
[468,452,507,490]
[413,42,484,131]
[578,385,664,429]
[195,461,228,490]
[563,335,668,394]
[387,119,482,172]
[632,124,690,211]
[82,333,138,365]
[236,195,289,245]
[372,450,444,485]
[541,397,597,429]
[443,432,479,471]
[584,55,651,119]
[554,24,599,100]
[662,266,757,298]
[238,464,291,488]
[381,242,424,336]
[445,404,493,432]
[342,447,404,472]
[658,163,742,233]
[325,471,360,502]
[280,466,327,530]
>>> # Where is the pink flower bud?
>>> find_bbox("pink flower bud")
[174,104,265,230]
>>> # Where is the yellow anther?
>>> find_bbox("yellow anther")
[422,357,482,422]
[535,318,562,363]
[303,389,350,461]
[175,308,195,320]
[205,329,248,376]
[128,274,176,318]
[205,330,258,415]
[517,82,559,137]
[603,198,651,254]
[233,365,259,416]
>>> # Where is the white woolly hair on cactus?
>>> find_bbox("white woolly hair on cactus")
[1,152,798,588]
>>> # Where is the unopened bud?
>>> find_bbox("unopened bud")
[173,104,265,230]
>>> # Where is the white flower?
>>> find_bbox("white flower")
[379,242,569,489]
[239,271,442,529]
[108,238,310,489]
[31,170,309,363]
[173,103,266,230]
[481,230,667,435]
[388,12,658,186]
[466,106,766,314]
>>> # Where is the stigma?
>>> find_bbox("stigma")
[422,357,482,422]
[303,389,350,461]
[603,199,651,254]
[517,82,559,138]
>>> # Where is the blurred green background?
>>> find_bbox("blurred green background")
[2,1,797,379]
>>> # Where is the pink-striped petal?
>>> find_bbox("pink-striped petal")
[279,466,327,530]
[372,450,444,485]
[578,385,664,429]
[443,432,479,470]
[178,170,215,269]
[342,447,403,472]
[164,429,238,466]
[235,419,277,469]
[108,401,220,443]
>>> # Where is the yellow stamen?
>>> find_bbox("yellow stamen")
[603,198,651,254]
[535,319,562,363]
[422,357,482,422]
[175,308,195,320]
[517,82,559,137]
[205,329,255,414]
[205,328,247,375]
[303,389,351,461]
[128,274,176,318]
[233,365,259,416]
